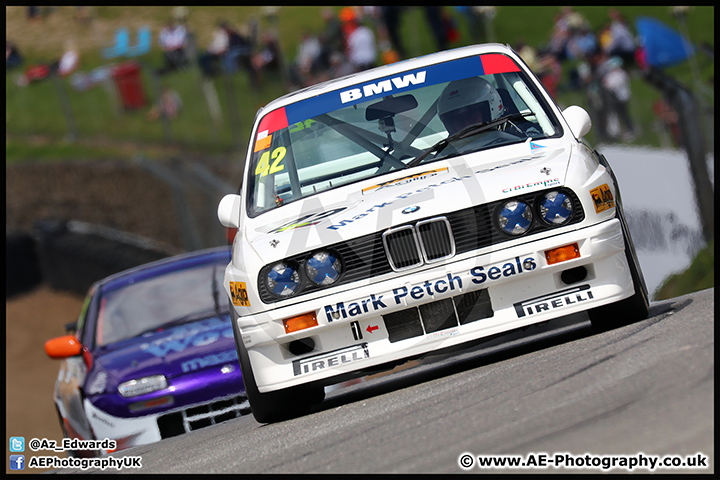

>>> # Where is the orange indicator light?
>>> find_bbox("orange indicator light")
[545,243,580,265]
[283,312,318,333]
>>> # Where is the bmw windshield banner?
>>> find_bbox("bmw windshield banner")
[257,54,521,138]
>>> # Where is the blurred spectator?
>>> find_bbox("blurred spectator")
[339,7,377,72]
[288,31,322,89]
[423,6,448,52]
[536,48,562,98]
[548,7,588,62]
[6,40,23,70]
[565,22,598,61]
[74,6,93,24]
[565,21,599,91]
[515,39,539,72]
[315,7,345,72]
[14,40,79,87]
[605,9,637,67]
[198,21,229,77]
[381,6,406,60]
[146,86,182,122]
[157,17,189,75]
[223,22,257,84]
[325,51,355,80]
[27,6,40,22]
[56,40,80,77]
[251,31,282,84]
[198,20,256,86]
[361,6,398,65]
[601,55,635,140]
[454,6,495,44]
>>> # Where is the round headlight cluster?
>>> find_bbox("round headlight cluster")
[498,200,533,235]
[539,191,573,225]
[267,262,301,297]
[496,190,575,236]
[264,250,343,299]
[306,251,343,286]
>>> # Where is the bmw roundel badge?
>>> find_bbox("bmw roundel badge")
[402,206,420,214]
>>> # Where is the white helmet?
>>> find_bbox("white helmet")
[437,77,504,134]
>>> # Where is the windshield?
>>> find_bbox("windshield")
[247,53,561,216]
[95,261,227,346]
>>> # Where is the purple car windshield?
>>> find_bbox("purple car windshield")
[96,263,226,346]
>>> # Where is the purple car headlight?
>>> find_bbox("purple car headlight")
[87,371,108,395]
[118,375,167,398]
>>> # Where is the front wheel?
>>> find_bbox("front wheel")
[231,308,324,423]
[588,213,649,332]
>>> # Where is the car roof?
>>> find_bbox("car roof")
[257,43,517,117]
[96,246,231,293]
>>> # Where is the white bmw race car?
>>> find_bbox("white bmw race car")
[217,43,649,423]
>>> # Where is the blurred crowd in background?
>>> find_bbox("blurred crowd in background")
[5,6,707,145]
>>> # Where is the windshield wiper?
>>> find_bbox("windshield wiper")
[406,112,534,168]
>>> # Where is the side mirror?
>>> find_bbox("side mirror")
[218,194,243,229]
[45,335,82,359]
[562,105,592,139]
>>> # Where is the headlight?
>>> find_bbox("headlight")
[539,191,573,225]
[305,251,343,286]
[87,371,108,395]
[267,262,301,297]
[118,375,167,398]
[498,200,533,235]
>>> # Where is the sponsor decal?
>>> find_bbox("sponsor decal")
[530,141,546,152]
[140,318,234,357]
[362,167,449,194]
[329,175,472,230]
[590,184,615,213]
[502,178,561,193]
[323,256,536,322]
[293,343,369,376]
[480,54,521,75]
[256,107,288,138]
[340,71,427,103]
[427,327,460,340]
[270,207,347,233]
[513,284,594,318]
[230,281,251,307]
[254,146,286,177]
[254,131,272,152]
[181,350,238,373]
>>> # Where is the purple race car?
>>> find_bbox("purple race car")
[44,246,248,457]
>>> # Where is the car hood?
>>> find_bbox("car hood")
[247,140,573,263]
[93,315,237,389]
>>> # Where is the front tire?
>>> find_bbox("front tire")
[231,307,324,423]
[588,204,649,332]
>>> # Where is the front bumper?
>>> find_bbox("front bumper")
[84,393,249,453]
[236,218,632,393]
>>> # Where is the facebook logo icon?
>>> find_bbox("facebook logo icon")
[10,436,25,452]
[10,455,25,470]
